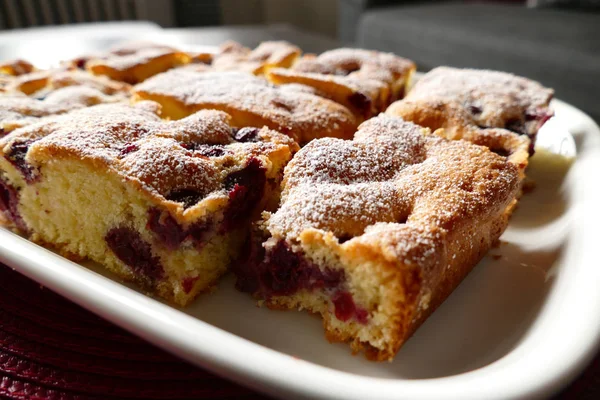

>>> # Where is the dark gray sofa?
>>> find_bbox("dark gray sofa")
[339,1,600,123]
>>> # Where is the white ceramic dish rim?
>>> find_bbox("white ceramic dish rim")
[0,99,599,400]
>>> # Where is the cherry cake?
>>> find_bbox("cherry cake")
[132,69,358,145]
[211,40,301,75]
[235,115,521,360]
[79,41,193,84]
[0,101,297,305]
[0,40,557,361]
[267,48,416,120]
[386,67,554,177]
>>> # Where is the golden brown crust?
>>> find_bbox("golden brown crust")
[212,41,301,75]
[268,48,415,119]
[84,41,192,83]
[1,67,131,100]
[258,115,521,360]
[48,69,131,95]
[0,86,125,134]
[4,69,53,95]
[0,59,36,76]
[133,69,358,145]
[0,100,297,306]
[386,67,554,176]
[1,102,296,210]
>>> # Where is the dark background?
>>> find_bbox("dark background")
[0,0,598,122]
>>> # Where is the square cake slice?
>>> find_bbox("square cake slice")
[82,41,192,84]
[0,59,35,76]
[212,41,301,75]
[132,69,358,145]
[1,86,125,135]
[234,115,521,360]
[386,67,554,176]
[0,102,297,305]
[3,67,131,97]
[267,48,415,119]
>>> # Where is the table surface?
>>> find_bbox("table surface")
[0,22,597,400]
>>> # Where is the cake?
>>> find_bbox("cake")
[47,69,131,95]
[81,41,192,84]
[234,115,521,360]
[3,69,53,95]
[0,59,35,76]
[0,101,297,305]
[0,41,554,360]
[386,67,554,176]
[0,85,125,135]
[212,41,301,75]
[2,67,131,98]
[133,69,358,145]
[267,48,415,119]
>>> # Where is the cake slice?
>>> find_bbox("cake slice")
[3,69,52,95]
[267,48,415,119]
[386,67,554,176]
[1,86,125,135]
[47,69,131,95]
[0,59,35,76]
[212,41,301,75]
[82,41,192,84]
[0,102,297,305]
[2,67,131,98]
[235,115,520,360]
[133,69,357,145]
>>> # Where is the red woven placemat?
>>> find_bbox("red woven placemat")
[0,264,268,400]
[0,263,597,399]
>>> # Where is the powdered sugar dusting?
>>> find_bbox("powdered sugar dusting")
[269,115,520,261]
[295,48,414,79]
[212,41,300,74]
[2,102,292,201]
[398,67,554,136]
[271,47,415,116]
[49,70,131,95]
[0,86,124,131]
[134,69,357,144]
[89,45,182,72]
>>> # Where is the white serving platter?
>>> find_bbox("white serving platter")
[1,99,600,400]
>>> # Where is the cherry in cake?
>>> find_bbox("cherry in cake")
[267,48,415,119]
[0,101,297,305]
[235,115,521,360]
[386,67,554,176]
[132,69,358,145]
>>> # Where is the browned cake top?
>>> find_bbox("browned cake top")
[49,70,131,94]
[293,48,415,82]
[1,102,295,207]
[0,86,123,133]
[247,41,301,64]
[269,115,520,259]
[400,67,554,136]
[2,68,131,96]
[134,69,357,143]
[0,59,35,76]
[267,48,415,119]
[212,41,301,73]
[86,41,185,72]
[108,41,176,56]
[3,69,55,94]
